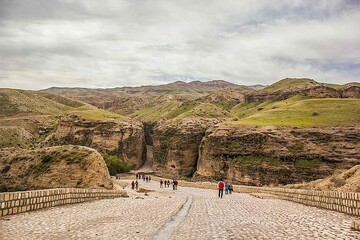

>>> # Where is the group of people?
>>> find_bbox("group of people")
[131,180,139,190]
[218,180,234,198]
[132,174,234,197]
[136,173,151,182]
[160,179,178,190]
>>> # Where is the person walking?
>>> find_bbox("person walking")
[229,183,233,194]
[160,180,163,188]
[218,179,225,198]
[135,180,139,190]
[131,180,135,190]
[167,180,170,188]
[225,182,230,194]
[174,179,178,190]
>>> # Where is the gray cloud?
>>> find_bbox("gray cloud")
[0,0,359,90]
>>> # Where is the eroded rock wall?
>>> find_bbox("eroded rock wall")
[196,124,360,186]
[152,119,223,178]
[47,114,145,168]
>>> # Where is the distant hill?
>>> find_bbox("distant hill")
[42,80,241,117]
[0,89,128,148]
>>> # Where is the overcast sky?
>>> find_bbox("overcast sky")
[0,0,359,90]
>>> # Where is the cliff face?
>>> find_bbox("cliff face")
[245,85,360,102]
[0,145,113,191]
[47,114,145,168]
[196,124,360,186]
[152,118,223,178]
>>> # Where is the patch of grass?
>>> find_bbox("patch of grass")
[287,142,304,152]
[229,97,360,126]
[102,153,134,175]
[0,93,19,116]
[225,142,242,149]
[179,176,192,182]
[178,103,234,119]
[295,159,321,168]
[70,109,125,122]
[37,92,84,108]
[0,127,33,148]
[165,101,199,119]
[233,156,263,165]
[233,156,283,166]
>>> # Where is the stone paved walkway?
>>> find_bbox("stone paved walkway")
[1,179,359,239]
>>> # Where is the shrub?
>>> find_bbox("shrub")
[180,176,191,182]
[311,112,319,116]
[41,155,53,163]
[102,153,134,175]
[0,184,8,192]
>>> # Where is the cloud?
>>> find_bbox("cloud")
[0,0,359,90]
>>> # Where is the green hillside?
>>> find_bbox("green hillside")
[177,103,234,119]
[0,89,72,117]
[0,89,126,122]
[129,100,182,122]
[229,96,360,126]
[261,78,320,93]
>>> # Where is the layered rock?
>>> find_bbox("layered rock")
[46,114,145,168]
[245,85,360,102]
[196,124,360,186]
[0,145,113,191]
[152,118,223,178]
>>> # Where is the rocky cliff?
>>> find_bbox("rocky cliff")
[46,114,146,168]
[245,84,360,102]
[196,124,360,186]
[0,145,113,191]
[152,118,226,178]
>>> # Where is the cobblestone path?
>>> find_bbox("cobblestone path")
[1,180,359,239]
[171,187,360,239]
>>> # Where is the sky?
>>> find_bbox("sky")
[0,0,359,90]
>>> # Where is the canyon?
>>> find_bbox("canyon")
[1,78,360,191]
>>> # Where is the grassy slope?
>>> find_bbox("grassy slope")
[37,92,85,108]
[178,103,234,119]
[0,89,126,122]
[0,127,33,148]
[260,78,320,93]
[0,89,72,117]
[230,96,360,126]
[129,100,181,122]
[70,107,126,122]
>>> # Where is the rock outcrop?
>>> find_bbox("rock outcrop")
[196,124,360,186]
[47,114,146,168]
[245,85,360,102]
[152,118,224,178]
[286,165,360,192]
[0,145,113,191]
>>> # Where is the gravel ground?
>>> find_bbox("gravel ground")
[1,179,359,240]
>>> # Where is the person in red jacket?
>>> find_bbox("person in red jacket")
[218,179,225,198]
